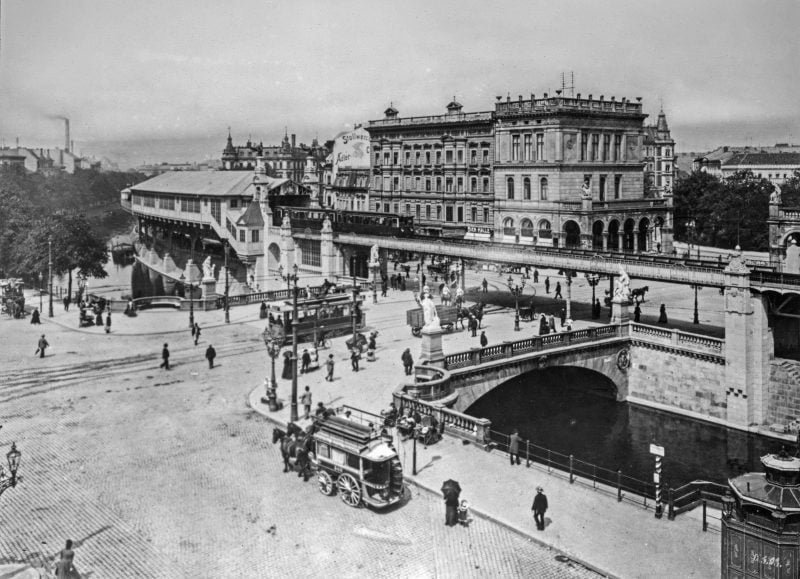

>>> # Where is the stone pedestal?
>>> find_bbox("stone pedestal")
[611,296,630,324]
[419,325,445,368]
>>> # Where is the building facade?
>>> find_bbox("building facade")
[493,93,671,252]
[642,110,676,197]
[221,131,307,183]
[366,101,496,239]
[721,152,800,185]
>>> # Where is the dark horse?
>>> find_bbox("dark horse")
[272,423,314,482]
[456,302,485,330]
[630,286,650,304]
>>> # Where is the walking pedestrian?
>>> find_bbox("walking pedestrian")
[559,308,566,329]
[533,269,539,284]
[205,344,216,369]
[594,299,602,319]
[95,310,103,327]
[325,354,335,381]
[300,349,311,374]
[159,343,170,369]
[539,314,548,335]
[445,490,460,527]
[281,351,293,379]
[634,303,641,323]
[193,323,201,345]
[63,295,71,312]
[381,278,388,298]
[301,386,312,419]
[35,334,49,358]
[544,276,550,294]
[482,278,488,293]
[105,311,111,334]
[350,348,360,372]
[554,281,562,300]
[479,331,488,348]
[509,429,521,466]
[531,486,549,530]
[401,348,414,375]
[30,308,41,324]
[55,538,81,579]
[658,304,668,324]
[469,315,477,337]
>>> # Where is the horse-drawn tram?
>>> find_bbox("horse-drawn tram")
[311,407,404,509]
[267,293,365,344]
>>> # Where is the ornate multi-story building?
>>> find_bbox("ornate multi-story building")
[642,110,676,197]
[366,101,496,239]
[221,130,307,183]
[492,92,671,252]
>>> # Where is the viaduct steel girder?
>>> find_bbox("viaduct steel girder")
[296,231,727,287]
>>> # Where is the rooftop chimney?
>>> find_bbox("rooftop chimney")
[65,118,70,153]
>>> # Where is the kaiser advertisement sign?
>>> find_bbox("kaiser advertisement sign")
[332,126,371,178]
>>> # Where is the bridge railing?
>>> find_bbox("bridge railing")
[491,428,656,510]
[629,323,725,355]
[392,393,492,445]
[749,271,800,288]
[132,296,182,310]
[667,480,729,520]
[213,280,373,309]
[443,324,624,370]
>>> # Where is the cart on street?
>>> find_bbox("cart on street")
[406,305,458,336]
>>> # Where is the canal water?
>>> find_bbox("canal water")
[467,367,782,490]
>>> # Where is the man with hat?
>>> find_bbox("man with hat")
[531,486,548,530]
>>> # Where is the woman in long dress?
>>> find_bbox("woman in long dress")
[55,539,82,579]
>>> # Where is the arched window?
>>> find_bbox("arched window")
[520,218,534,237]
[523,177,531,200]
[503,217,514,231]
[506,177,515,200]
[539,177,548,200]
[538,219,552,239]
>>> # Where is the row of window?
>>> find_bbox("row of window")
[501,218,552,237]
[504,175,623,201]
[131,194,234,215]
[378,148,491,166]
[377,201,491,224]
[510,133,545,161]
[378,175,492,194]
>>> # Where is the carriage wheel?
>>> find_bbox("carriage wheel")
[318,470,335,496]
[337,473,362,507]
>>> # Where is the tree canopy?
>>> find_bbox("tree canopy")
[672,170,776,251]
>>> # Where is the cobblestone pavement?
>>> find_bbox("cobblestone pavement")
[0,334,599,578]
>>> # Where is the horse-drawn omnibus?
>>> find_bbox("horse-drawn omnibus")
[267,293,365,345]
[311,406,404,509]
[273,406,405,510]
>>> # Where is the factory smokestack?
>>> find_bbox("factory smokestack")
[65,118,70,153]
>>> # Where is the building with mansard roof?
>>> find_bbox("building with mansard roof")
[642,110,676,197]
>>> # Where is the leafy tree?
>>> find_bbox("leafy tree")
[8,214,108,297]
[672,170,724,243]
[782,171,800,207]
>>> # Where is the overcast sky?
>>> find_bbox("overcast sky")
[1,0,797,167]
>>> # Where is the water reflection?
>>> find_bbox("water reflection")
[467,367,781,488]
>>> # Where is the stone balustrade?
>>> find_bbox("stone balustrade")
[392,392,491,446]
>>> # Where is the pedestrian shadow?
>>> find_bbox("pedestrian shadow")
[414,454,442,474]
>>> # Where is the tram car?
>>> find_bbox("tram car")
[274,207,415,238]
[311,406,405,509]
[266,293,365,345]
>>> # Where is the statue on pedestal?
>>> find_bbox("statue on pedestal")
[770,184,782,205]
[421,288,441,331]
[581,179,592,200]
[370,244,380,266]
[614,265,631,302]
[202,257,216,280]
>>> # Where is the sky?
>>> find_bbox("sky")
[1,0,798,168]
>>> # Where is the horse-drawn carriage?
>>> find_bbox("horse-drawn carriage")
[406,305,459,336]
[273,406,405,510]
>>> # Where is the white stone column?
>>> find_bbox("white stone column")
[280,215,296,276]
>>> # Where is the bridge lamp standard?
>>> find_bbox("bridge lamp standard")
[506,275,526,331]
[48,238,54,318]
[178,273,195,329]
[278,263,300,422]
[223,237,230,324]
[38,272,43,311]
[691,284,701,325]
[261,329,284,412]
[586,273,601,319]
[0,441,22,498]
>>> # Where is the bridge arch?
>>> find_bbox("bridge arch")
[763,289,800,360]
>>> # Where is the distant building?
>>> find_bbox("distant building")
[642,110,676,196]
[721,152,800,185]
[221,130,307,183]
[0,146,87,174]
[693,144,800,180]
[325,126,371,210]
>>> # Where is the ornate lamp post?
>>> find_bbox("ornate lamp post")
[506,274,526,331]
[278,263,300,422]
[223,238,230,324]
[261,328,284,412]
[687,219,701,324]
[48,238,53,318]
[0,441,22,498]
[350,256,358,337]
[586,273,600,319]
[179,274,195,328]
[38,272,43,311]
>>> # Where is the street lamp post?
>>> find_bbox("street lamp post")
[48,238,53,318]
[350,257,358,337]
[261,330,283,412]
[38,272,43,311]
[691,284,701,325]
[288,263,300,422]
[0,442,22,499]
[586,273,600,319]
[223,238,230,324]
[506,275,526,331]
[179,274,194,328]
